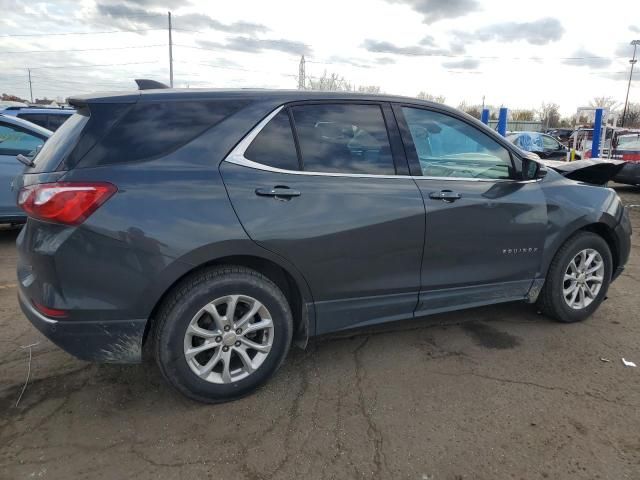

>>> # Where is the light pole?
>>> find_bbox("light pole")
[621,40,640,127]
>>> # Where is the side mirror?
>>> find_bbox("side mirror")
[536,164,548,179]
[522,158,547,180]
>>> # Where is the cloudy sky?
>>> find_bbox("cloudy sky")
[1,0,639,115]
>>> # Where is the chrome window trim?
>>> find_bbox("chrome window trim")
[223,105,533,183]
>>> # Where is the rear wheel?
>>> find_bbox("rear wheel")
[537,232,612,323]
[155,266,293,403]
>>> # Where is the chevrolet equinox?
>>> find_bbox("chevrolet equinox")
[15,86,632,403]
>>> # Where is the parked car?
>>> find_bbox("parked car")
[506,131,576,160]
[611,133,640,186]
[1,106,75,131]
[546,128,573,144]
[15,87,631,403]
[0,114,51,224]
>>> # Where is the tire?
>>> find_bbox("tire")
[154,265,293,403]
[537,232,612,323]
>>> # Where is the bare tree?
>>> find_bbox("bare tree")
[623,103,640,128]
[538,102,561,129]
[306,71,352,91]
[589,96,621,112]
[305,71,381,93]
[1,93,28,103]
[511,109,536,121]
[356,85,381,94]
[416,92,446,104]
[457,101,482,119]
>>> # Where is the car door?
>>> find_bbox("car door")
[394,105,548,315]
[0,121,46,219]
[541,134,568,160]
[221,102,425,334]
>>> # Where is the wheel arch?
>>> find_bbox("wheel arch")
[541,220,620,279]
[578,223,620,273]
[142,252,314,351]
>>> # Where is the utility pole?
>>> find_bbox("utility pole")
[621,39,640,127]
[298,55,305,90]
[28,69,33,103]
[168,11,174,88]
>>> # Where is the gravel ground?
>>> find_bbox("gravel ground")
[1,185,639,480]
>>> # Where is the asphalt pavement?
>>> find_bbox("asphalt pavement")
[1,185,639,480]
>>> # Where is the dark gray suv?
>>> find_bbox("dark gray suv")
[15,88,632,403]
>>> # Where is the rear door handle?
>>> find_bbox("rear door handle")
[255,186,301,199]
[429,190,461,202]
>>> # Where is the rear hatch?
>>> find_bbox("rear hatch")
[15,91,138,190]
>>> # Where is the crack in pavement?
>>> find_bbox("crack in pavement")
[425,369,640,408]
[353,336,389,480]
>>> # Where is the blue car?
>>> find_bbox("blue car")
[0,114,51,224]
[1,106,75,131]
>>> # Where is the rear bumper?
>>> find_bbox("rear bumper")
[18,288,146,363]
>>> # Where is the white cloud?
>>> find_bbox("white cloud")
[0,0,638,115]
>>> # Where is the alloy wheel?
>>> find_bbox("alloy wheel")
[562,248,605,310]
[183,295,274,384]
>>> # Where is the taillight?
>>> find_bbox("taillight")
[18,182,117,225]
[32,300,68,318]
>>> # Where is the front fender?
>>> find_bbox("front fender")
[538,173,626,278]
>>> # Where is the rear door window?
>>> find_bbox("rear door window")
[244,110,299,170]
[542,134,561,150]
[290,104,395,175]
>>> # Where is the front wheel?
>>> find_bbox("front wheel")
[155,266,293,403]
[537,232,612,323]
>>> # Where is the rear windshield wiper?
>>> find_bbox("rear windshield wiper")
[16,153,35,168]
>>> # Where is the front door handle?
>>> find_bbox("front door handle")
[255,186,301,199]
[429,190,461,202]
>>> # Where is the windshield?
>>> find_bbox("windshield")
[618,135,640,150]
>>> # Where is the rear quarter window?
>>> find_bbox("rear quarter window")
[17,113,49,129]
[30,111,88,173]
[79,100,249,168]
[47,114,71,131]
[244,109,299,170]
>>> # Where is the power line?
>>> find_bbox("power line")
[174,43,312,54]
[27,61,160,70]
[0,44,165,54]
[175,60,297,77]
[0,28,165,38]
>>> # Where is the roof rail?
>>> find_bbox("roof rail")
[135,79,170,90]
[3,105,74,111]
